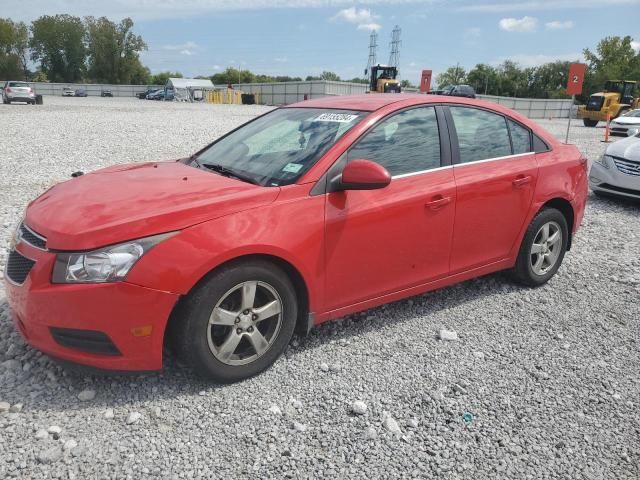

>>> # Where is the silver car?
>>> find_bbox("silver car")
[589,129,640,200]
[2,81,36,104]
[609,109,640,136]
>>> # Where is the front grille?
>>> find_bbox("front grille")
[612,157,640,176]
[19,223,47,250]
[586,96,604,111]
[5,250,35,285]
[50,328,122,356]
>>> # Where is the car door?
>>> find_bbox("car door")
[323,106,456,311]
[446,105,538,273]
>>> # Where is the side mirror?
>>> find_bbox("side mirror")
[627,128,639,137]
[330,159,391,192]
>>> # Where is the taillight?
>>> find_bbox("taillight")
[5,87,11,93]
[27,87,32,92]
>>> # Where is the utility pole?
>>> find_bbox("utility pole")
[388,25,401,69]
[365,31,378,91]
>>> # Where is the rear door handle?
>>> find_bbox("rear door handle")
[425,195,452,210]
[512,175,532,187]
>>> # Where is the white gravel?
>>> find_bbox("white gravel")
[1,96,639,479]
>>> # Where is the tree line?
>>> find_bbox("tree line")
[1,15,638,100]
[436,36,640,102]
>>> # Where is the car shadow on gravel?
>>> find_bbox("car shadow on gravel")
[0,269,523,412]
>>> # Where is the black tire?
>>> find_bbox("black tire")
[172,260,297,383]
[583,118,598,127]
[512,208,568,287]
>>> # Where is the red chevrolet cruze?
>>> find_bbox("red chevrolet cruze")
[5,95,587,382]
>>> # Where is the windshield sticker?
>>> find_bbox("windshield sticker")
[313,113,359,123]
[282,163,304,173]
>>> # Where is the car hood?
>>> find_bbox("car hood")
[612,116,640,125]
[606,136,640,161]
[25,161,279,250]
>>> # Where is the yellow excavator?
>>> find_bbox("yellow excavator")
[578,80,639,127]
[365,64,402,93]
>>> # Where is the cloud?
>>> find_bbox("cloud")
[499,16,537,32]
[632,40,640,51]
[457,0,640,13]
[274,57,288,63]
[332,7,381,31]
[163,41,199,51]
[180,49,194,56]
[545,20,574,29]
[494,52,583,67]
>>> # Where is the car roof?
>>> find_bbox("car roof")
[287,94,412,112]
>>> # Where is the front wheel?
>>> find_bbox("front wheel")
[172,261,297,383]
[583,118,598,127]
[512,208,568,287]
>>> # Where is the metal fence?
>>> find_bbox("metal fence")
[232,81,574,119]
[0,81,162,97]
[2,80,575,119]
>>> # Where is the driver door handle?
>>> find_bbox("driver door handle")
[425,195,452,210]
[513,175,532,187]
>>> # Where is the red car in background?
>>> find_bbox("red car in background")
[5,95,588,383]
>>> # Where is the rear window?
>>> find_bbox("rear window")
[9,82,29,88]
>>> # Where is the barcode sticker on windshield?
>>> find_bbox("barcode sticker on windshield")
[313,113,359,123]
[283,163,303,173]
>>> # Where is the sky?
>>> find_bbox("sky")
[6,0,640,84]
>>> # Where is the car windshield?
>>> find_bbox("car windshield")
[192,108,367,186]
[622,109,640,118]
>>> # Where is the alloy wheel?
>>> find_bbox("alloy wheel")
[207,281,283,366]
[530,221,562,276]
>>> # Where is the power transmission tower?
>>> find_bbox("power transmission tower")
[366,30,378,75]
[388,25,401,69]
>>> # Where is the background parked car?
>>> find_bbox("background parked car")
[146,89,164,100]
[101,89,113,97]
[75,89,88,97]
[2,81,36,104]
[589,128,640,200]
[62,87,75,97]
[441,84,477,98]
[137,87,157,99]
[609,109,640,136]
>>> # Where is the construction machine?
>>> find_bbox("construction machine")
[578,80,639,127]
[365,64,402,93]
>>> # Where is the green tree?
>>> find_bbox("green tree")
[0,18,29,79]
[582,35,640,100]
[85,16,147,84]
[210,67,255,85]
[30,14,86,82]
[436,65,466,88]
[400,79,414,89]
[150,71,182,86]
[320,71,340,81]
[466,64,499,95]
[529,61,572,98]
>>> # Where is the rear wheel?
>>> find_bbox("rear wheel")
[512,208,568,287]
[172,261,297,383]
[583,118,598,127]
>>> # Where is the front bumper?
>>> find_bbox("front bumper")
[4,242,180,371]
[589,161,640,200]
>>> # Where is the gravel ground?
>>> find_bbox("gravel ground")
[0,97,638,479]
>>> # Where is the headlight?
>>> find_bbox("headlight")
[52,232,177,284]
[596,154,611,169]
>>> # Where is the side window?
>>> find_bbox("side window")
[508,119,532,154]
[346,107,441,176]
[449,107,511,163]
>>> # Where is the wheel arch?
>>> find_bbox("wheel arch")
[163,253,312,352]
[540,197,575,250]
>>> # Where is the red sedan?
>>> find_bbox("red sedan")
[5,95,588,382]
